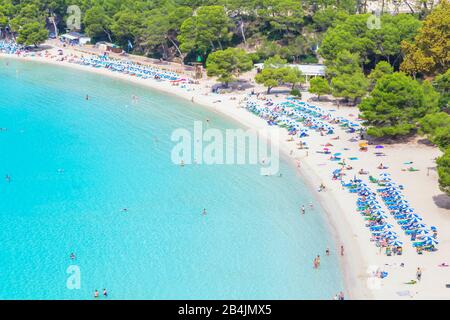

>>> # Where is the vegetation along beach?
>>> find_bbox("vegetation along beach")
[0,0,449,300]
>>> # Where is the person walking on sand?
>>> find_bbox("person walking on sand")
[416,267,422,281]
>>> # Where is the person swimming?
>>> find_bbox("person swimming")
[5,175,11,183]
[94,289,99,298]
[85,94,89,100]
[103,288,108,297]
[202,208,207,216]
[70,253,76,260]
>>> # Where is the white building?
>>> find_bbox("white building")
[255,63,326,80]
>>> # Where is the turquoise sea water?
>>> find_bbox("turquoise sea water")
[0,59,344,299]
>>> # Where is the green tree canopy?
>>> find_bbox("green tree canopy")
[206,48,253,86]
[83,5,113,42]
[401,0,450,76]
[433,69,450,111]
[16,20,48,46]
[178,5,232,54]
[331,71,368,103]
[359,72,439,138]
[368,61,394,90]
[309,77,331,100]
[320,13,420,72]
[419,112,450,150]
[436,148,450,196]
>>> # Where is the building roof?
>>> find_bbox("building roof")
[61,34,79,40]
[290,64,326,76]
[255,63,326,76]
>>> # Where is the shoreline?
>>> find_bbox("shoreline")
[2,46,448,300]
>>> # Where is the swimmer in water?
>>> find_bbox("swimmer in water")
[122,208,128,212]
[5,175,11,183]
[94,290,99,298]
[202,208,207,216]
[103,288,108,297]
[326,248,330,256]
[85,94,89,100]
[301,205,305,215]
[180,160,185,167]
[70,253,76,260]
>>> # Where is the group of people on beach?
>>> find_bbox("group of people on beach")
[300,203,313,214]
[313,246,345,269]
[333,291,345,300]
[94,289,108,298]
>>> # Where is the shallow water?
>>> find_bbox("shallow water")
[0,59,344,299]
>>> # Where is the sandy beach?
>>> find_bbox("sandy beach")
[2,43,449,300]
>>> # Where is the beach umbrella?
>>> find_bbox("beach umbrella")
[425,238,439,246]
[380,173,391,176]
[385,235,398,240]
[416,229,432,235]
[392,240,403,247]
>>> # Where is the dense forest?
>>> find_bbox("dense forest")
[0,0,449,194]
